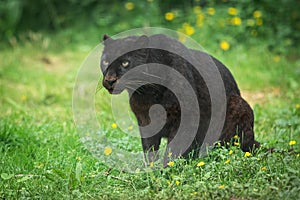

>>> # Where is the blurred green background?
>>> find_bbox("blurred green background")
[1,0,300,53]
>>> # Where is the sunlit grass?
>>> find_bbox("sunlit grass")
[0,29,300,199]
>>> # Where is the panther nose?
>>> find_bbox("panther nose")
[105,78,117,86]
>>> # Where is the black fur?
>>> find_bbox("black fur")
[100,34,260,164]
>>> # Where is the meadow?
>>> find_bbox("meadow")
[1,1,300,199]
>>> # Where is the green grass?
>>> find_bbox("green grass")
[0,31,300,199]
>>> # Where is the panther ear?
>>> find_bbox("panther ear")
[103,34,110,41]
[136,35,149,47]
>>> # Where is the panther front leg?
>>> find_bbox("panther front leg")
[141,135,162,165]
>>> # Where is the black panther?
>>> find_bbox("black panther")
[100,34,260,165]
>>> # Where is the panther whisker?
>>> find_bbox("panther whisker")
[141,72,162,79]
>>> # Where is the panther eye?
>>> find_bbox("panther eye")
[102,60,109,65]
[122,60,129,67]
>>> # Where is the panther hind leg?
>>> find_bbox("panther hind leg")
[219,95,260,152]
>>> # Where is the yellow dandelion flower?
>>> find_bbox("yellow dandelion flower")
[197,161,205,167]
[191,191,198,196]
[253,10,262,18]
[216,142,222,147]
[234,135,239,139]
[229,150,233,155]
[127,125,133,130]
[193,6,202,14]
[256,18,263,26]
[228,7,238,15]
[231,17,242,25]
[165,12,175,21]
[76,156,82,161]
[220,41,230,51]
[295,104,300,109]
[196,13,205,27]
[34,162,44,169]
[104,146,112,156]
[149,162,154,168]
[219,185,225,189]
[273,55,281,62]
[197,13,205,21]
[183,23,195,36]
[111,123,117,129]
[225,159,230,164]
[297,154,299,157]
[289,140,296,146]
[247,19,255,26]
[234,142,240,146]
[207,7,215,15]
[175,180,180,185]
[167,161,175,167]
[244,152,251,158]
[21,95,27,101]
[185,26,195,36]
[124,2,134,11]
[261,166,267,171]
